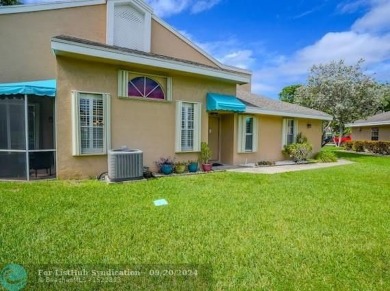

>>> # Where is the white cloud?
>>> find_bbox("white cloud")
[218,50,255,70]
[352,0,390,32]
[191,0,221,14]
[145,0,221,17]
[337,0,370,14]
[248,0,390,97]
[293,31,390,69]
[145,0,191,17]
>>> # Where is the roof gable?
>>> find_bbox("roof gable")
[347,111,390,127]
[51,35,251,84]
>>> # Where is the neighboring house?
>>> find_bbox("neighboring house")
[0,0,332,180]
[346,112,390,141]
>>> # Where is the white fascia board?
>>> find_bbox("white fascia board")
[106,0,153,13]
[0,0,105,15]
[51,39,251,84]
[245,106,333,121]
[346,121,390,127]
[152,16,251,76]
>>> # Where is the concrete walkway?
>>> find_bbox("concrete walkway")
[227,159,353,174]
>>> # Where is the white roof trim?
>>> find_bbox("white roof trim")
[246,106,333,121]
[109,0,153,14]
[0,0,105,15]
[51,38,250,84]
[346,121,390,127]
[152,16,251,76]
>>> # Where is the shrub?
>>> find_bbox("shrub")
[296,132,308,144]
[352,141,365,152]
[314,151,338,163]
[346,140,390,155]
[283,143,313,162]
[344,141,353,151]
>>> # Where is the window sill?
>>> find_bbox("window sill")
[73,153,107,157]
[118,96,172,104]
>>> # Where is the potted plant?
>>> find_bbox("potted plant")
[200,142,212,172]
[174,161,187,174]
[187,160,198,173]
[155,157,174,175]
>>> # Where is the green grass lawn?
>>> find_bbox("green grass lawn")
[1,149,389,290]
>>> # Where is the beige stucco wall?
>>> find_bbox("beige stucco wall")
[220,115,323,165]
[0,5,106,83]
[351,126,390,141]
[56,56,325,178]
[220,114,235,165]
[55,56,236,179]
[151,20,218,68]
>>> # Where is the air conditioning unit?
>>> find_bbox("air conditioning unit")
[108,147,143,182]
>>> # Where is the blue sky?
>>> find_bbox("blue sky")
[22,0,390,99]
[145,0,390,98]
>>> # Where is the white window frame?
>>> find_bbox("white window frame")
[238,115,258,153]
[118,70,172,101]
[282,118,298,147]
[175,101,201,153]
[72,91,111,156]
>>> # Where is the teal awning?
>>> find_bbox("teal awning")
[206,93,246,112]
[0,79,56,97]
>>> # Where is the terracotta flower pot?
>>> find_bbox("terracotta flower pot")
[201,163,212,172]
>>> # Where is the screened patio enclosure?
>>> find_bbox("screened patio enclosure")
[0,80,56,180]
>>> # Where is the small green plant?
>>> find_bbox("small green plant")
[155,157,174,167]
[314,151,338,163]
[296,132,308,144]
[200,142,212,164]
[283,143,313,162]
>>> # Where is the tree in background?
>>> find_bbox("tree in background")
[295,59,386,146]
[378,82,390,112]
[279,84,301,103]
[0,0,20,5]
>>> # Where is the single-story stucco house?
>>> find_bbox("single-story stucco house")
[346,111,390,141]
[0,0,331,180]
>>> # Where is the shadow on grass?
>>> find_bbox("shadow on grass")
[334,150,389,162]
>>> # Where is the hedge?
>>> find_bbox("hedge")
[343,140,390,155]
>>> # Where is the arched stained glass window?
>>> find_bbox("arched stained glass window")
[128,77,165,99]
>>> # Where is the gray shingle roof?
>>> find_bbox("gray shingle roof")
[347,111,390,127]
[52,35,250,77]
[237,89,332,120]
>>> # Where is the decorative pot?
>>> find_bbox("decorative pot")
[160,164,173,175]
[175,164,186,174]
[201,163,212,172]
[188,162,198,173]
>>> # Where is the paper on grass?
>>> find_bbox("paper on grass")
[154,199,168,206]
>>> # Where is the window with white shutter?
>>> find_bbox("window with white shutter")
[72,92,111,156]
[176,101,201,152]
[238,115,258,153]
[282,118,298,147]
